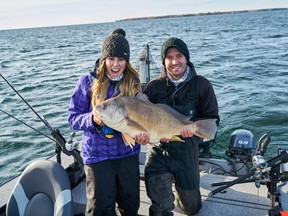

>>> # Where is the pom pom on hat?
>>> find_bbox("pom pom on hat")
[100,28,130,62]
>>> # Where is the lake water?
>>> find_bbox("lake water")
[0,9,287,185]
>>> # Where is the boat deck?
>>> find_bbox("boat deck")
[0,154,272,216]
[72,170,271,216]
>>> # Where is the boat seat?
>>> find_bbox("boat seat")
[6,159,73,216]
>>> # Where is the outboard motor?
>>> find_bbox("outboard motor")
[226,129,257,162]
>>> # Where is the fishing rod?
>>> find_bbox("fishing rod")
[0,73,52,129]
[0,108,56,142]
[0,73,83,166]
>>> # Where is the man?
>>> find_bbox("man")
[144,37,220,215]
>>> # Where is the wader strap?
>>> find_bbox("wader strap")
[186,80,197,115]
[157,78,168,104]
[157,77,198,109]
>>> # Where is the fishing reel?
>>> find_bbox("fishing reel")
[210,135,288,216]
[65,132,80,151]
[251,153,270,181]
[252,133,271,171]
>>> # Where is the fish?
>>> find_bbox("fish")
[93,94,218,148]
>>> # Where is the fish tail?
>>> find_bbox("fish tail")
[192,119,217,140]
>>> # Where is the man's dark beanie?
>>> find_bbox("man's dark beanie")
[161,37,190,65]
[100,28,130,62]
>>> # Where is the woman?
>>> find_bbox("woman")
[68,28,147,216]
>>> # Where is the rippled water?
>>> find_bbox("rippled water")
[0,9,287,185]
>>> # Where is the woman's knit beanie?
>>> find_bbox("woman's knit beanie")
[161,37,190,65]
[100,28,130,62]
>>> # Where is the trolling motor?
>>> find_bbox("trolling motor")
[210,134,288,216]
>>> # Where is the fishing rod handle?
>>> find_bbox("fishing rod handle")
[209,169,255,196]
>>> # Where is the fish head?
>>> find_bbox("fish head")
[94,98,126,128]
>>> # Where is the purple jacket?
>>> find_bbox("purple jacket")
[68,74,140,165]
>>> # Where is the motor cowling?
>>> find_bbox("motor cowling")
[226,129,257,161]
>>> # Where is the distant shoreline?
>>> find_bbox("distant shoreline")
[116,8,287,22]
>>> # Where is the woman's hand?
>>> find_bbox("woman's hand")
[134,133,149,145]
[93,114,104,126]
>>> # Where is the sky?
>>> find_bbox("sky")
[0,0,287,30]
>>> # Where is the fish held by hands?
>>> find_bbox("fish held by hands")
[93,94,218,148]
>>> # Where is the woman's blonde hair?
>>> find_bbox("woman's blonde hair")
[91,60,141,108]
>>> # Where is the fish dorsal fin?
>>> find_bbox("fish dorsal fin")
[156,103,192,123]
[135,92,150,102]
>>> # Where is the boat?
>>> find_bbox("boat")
[1,44,288,216]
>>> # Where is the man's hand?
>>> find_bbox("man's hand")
[181,129,194,138]
[160,138,170,143]
[160,129,193,143]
